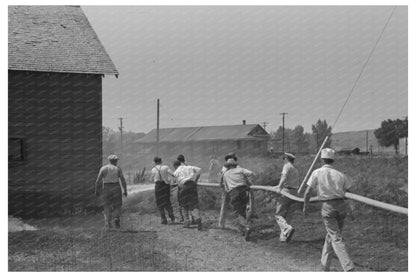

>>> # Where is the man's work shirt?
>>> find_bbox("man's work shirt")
[221,164,241,174]
[306,164,353,200]
[151,165,173,184]
[173,165,201,186]
[95,164,127,190]
[280,162,299,189]
[221,167,254,192]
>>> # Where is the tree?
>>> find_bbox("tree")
[374,118,407,155]
[291,125,309,153]
[274,126,293,152]
[311,119,332,151]
[396,117,408,139]
[102,126,117,157]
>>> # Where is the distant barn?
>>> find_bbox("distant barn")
[8,6,118,216]
[135,122,270,166]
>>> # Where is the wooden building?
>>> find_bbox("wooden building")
[135,123,270,168]
[8,6,118,216]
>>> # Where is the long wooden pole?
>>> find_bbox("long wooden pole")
[197,182,408,216]
[297,135,329,195]
[218,191,227,228]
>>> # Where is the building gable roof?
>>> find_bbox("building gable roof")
[8,6,118,75]
[136,124,270,143]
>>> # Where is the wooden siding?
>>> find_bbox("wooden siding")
[8,70,102,215]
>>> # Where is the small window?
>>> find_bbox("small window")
[9,138,25,162]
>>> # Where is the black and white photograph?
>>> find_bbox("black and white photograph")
[6,2,410,272]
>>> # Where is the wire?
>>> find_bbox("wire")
[332,6,397,130]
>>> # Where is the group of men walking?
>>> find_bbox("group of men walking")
[95,148,355,271]
[149,154,203,229]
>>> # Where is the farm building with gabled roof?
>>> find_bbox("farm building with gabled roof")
[8,5,118,216]
[135,123,270,168]
[137,124,269,143]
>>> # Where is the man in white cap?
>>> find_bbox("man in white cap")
[220,157,255,241]
[303,148,355,272]
[273,152,300,243]
[95,154,127,231]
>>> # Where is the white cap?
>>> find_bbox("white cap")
[284,152,296,159]
[108,154,119,161]
[321,148,335,160]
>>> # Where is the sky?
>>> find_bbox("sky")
[82,5,407,134]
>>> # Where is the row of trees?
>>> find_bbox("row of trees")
[102,126,145,160]
[270,119,332,153]
[271,117,408,155]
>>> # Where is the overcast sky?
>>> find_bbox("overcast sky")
[82,5,407,134]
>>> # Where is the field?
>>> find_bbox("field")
[8,155,408,271]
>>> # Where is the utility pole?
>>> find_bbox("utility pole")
[156,99,160,142]
[118,117,124,159]
[156,99,160,154]
[366,130,369,153]
[261,122,268,131]
[280,112,288,153]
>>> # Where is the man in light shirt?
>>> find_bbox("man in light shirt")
[274,152,300,243]
[151,156,175,225]
[95,154,127,231]
[173,156,203,230]
[303,148,355,272]
[220,157,255,241]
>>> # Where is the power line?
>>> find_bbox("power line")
[332,6,396,130]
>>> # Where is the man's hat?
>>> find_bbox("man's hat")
[224,152,237,161]
[108,154,119,161]
[154,156,162,163]
[224,158,238,168]
[321,148,335,160]
[177,154,185,162]
[284,152,296,160]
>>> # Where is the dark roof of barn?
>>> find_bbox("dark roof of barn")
[8,6,118,75]
[136,124,270,143]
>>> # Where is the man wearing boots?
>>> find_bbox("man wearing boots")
[95,154,127,231]
[151,156,175,225]
[274,152,300,243]
[220,157,255,241]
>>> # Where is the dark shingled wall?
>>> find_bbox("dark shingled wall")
[9,70,102,217]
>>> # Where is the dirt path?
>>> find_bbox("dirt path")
[9,186,406,271]
[122,211,325,271]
